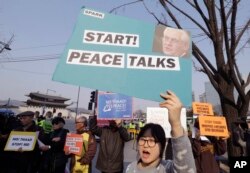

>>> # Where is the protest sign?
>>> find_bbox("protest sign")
[98,93,133,119]
[199,116,229,137]
[146,107,187,138]
[192,102,214,116]
[64,133,83,156]
[53,7,192,106]
[4,131,37,151]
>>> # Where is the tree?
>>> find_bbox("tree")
[111,0,250,157]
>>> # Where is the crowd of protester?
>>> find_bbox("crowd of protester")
[1,91,250,173]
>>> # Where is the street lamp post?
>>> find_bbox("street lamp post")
[75,86,80,121]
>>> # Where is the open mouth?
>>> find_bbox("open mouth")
[142,150,150,159]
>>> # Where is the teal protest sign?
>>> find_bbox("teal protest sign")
[53,7,192,106]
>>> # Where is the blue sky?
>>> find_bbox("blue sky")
[0,0,249,110]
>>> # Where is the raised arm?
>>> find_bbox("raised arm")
[115,119,130,142]
[160,90,196,173]
[160,90,183,137]
[89,115,102,137]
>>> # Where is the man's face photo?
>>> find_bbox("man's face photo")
[162,28,183,56]
[152,25,191,58]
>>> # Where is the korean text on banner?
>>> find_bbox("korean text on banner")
[199,116,229,137]
[64,133,83,156]
[4,131,37,151]
[192,102,214,116]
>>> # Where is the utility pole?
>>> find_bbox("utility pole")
[75,86,80,122]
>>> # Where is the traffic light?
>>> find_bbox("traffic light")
[90,91,96,103]
[88,102,93,110]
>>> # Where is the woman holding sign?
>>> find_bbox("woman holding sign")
[126,91,196,173]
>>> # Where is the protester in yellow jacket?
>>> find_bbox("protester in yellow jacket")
[66,116,96,173]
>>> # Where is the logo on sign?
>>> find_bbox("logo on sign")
[83,9,104,19]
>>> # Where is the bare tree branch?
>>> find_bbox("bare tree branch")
[192,43,218,74]
[202,0,218,41]
[165,0,211,38]
[220,0,232,67]
[234,58,245,86]
[225,0,241,20]
[141,1,164,25]
[235,19,250,48]
[244,73,250,89]
[192,44,218,87]
[109,0,142,13]
[160,1,182,28]
[235,38,250,55]
[192,60,205,73]
[189,0,213,36]
[221,0,246,101]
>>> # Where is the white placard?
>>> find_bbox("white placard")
[146,107,187,138]
[4,131,37,151]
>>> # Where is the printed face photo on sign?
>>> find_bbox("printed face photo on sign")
[152,25,191,58]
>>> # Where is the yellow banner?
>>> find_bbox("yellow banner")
[4,131,37,151]
[192,102,214,116]
[199,116,229,137]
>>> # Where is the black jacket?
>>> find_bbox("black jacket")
[89,116,130,172]
[8,121,45,173]
[48,128,69,171]
[245,129,250,156]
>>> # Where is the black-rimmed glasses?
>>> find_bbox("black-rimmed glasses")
[138,138,157,147]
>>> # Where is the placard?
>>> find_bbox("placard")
[4,131,37,151]
[64,133,83,156]
[192,102,214,115]
[199,116,229,137]
[52,7,192,106]
[98,93,133,119]
[146,107,187,138]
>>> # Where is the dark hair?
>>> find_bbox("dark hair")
[52,117,65,125]
[137,123,166,158]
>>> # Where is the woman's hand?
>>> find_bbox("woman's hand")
[160,90,184,138]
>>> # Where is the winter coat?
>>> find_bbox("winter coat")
[90,116,130,172]
[48,128,69,172]
[8,121,45,173]
[70,130,97,173]
[191,136,226,173]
